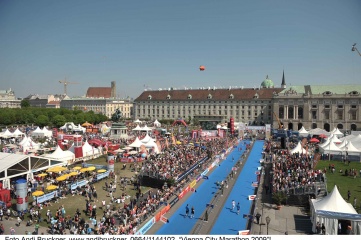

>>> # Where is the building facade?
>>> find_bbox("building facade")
[0,88,21,108]
[60,98,133,119]
[272,85,361,131]
[134,76,284,124]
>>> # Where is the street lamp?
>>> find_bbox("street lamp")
[266,216,271,235]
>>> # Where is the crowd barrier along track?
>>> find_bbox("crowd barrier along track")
[191,141,256,234]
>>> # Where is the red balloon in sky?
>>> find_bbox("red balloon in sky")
[199,65,205,71]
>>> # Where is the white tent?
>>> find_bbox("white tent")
[290,142,307,154]
[144,140,160,153]
[298,126,309,137]
[134,119,142,124]
[141,125,152,132]
[1,129,14,138]
[337,139,348,149]
[82,140,101,156]
[43,145,75,164]
[19,136,28,145]
[132,125,142,131]
[153,119,161,127]
[329,134,341,144]
[341,141,361,156]
[311,186,361,235]
[331,128,344,137]
[20,137,40,153]
[42,127,53,137]
[320,141,342,154]
[319,138,330,149]
[141,134,155,143]
[128,137,143,148]
[13,128,25,137]
[309,128,330,136]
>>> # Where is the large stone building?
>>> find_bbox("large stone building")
[24,94,67,108]
[134,76,284,125]
[60,98,133,119]
[0,88,21,108]
[272,85,361,131]
[134,73,361,132]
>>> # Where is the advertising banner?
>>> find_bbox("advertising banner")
[135,217,155,235]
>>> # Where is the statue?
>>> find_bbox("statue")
[111,108,123,122]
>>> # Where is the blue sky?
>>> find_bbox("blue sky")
[1,0,361,98]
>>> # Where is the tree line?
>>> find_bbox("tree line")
[0,107,109,128]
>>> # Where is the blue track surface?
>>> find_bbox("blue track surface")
[210,140,264,234]
[156,140,250,235]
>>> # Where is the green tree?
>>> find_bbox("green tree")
[21,99,30,108]
[35,115,49,127]
[52,115,67,127]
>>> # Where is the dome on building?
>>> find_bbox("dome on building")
[261,75,274,88]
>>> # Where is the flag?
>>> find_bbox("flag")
[251,182,259,187]
[156,140,162,152]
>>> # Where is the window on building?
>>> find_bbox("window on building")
[324,111,330,120]
[324,105,330,109]
[312,110,317,120]
[337,105,343,109]
[351,105,357,109]
[336,110,343,120]
[351,111,357,120]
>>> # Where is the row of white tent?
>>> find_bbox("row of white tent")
[31,126,53,138]
[0,128,25,138]
[134,119,161,128]
[298,126,344,137]
[319,133,361,155]
[126,134,160,154]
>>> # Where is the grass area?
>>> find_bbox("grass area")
[19,155,150,229]
[315,159,361,212]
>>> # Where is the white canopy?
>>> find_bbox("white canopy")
[19,136,28,145]
[43,145,75,163]
[341,141,361,154]
[308,128,330,136]
[141,125,152,132]
[141,134,155,143]
[298,126,309,137]
[320,141,342,154]
[128,137,143,148]
[153,119,161,127]
[328,134,341,144]
[134,119,142,123]
[337,139,348,149]
[290,142,307,154]
[20,137,40,153]
[132,125,142,131]
[331,128,344,137]
[311,186,360,235]
[144,140,160,153]
[13,128,25,137]
[82,140,101,156]
[1,129,14,138]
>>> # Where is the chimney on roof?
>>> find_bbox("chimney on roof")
[111,81,116,98]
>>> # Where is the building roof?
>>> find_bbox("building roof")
[0,153,29,173]
[279,85,361,95]
[135,87,283,102]
[86,87,112,98]
[47,101,60,105]
[261,75,275,88]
